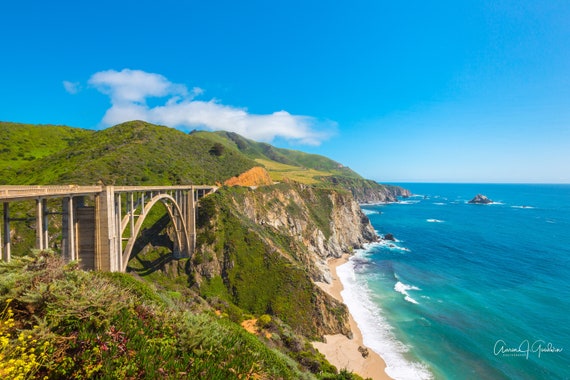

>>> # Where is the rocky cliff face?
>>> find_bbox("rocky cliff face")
[320,176,411,204]
[353,182,411,204]
[237,183,377,283]
[192,183,377,338]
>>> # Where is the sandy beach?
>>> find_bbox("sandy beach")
[313,255,392,380]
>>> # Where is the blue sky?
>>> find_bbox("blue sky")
[1,1,569,183]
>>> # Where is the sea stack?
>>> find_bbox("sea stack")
[468,194,493,204]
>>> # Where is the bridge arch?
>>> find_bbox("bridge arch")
[1,185,217,272]
[121,193,190,272]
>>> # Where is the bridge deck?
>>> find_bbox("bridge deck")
[0,185,217,202]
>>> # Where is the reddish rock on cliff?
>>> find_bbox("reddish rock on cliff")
[224,166,274,187]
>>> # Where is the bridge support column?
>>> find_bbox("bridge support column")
[61,197,76,262]
[2,203,9,262]
[36,198,49,251]
[95,186,121,272]
[186,188,196,255]
[36,199,43,250]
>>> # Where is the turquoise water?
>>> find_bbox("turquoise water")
[339,184,570,379]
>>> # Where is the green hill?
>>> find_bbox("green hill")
[0,121,257,185]
[193,130,363,183]
[0,122,93,183]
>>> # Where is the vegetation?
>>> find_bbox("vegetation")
[0,121,257,185]
[0,250,368,379]
[0,122,92,183]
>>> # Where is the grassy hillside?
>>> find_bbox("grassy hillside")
[191,130,407,202]
[192,130,363,184]
[1,121,257,185]
[0,122,92,183]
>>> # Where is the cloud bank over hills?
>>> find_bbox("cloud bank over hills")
[66,69,335,145]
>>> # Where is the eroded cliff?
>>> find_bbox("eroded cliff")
[191,183,377,338]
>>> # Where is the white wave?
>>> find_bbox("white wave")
[338,254,433,379]
[337,253,433,380]
[361,209,377,215]
[426,219,444,223]
[387,245,411,253]
[398,200,421,205]
[376,239,412,253]
[433,202,446,206]
[394,281,421,304]
[511,205,534,209]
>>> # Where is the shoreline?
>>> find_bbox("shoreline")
[313,255,392,380]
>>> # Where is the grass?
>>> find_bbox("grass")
[255,158,333,184]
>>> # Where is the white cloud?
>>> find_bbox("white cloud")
[63,80,80,94]
[88,69,334,145]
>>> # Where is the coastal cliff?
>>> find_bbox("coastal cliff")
[321,176,411,204]
[192,183,377,338]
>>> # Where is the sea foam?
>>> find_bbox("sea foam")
[394,281,420,304]
[337,251,433,380]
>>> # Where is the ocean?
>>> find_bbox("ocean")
[338,183,570,379]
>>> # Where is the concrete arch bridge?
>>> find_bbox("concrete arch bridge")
[0,185,217,272]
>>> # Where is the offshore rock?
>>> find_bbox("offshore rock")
[469,194,493,204]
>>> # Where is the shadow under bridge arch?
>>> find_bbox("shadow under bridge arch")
[120,192,192,273]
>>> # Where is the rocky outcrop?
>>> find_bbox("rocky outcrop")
[223,166,274,187]
[469,194,493,204]
[355,182,411,204]
[320,176,411,204]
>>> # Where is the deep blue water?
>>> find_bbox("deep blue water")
[339,184,570,379]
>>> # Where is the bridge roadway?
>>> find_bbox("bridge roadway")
[0,185,217,272]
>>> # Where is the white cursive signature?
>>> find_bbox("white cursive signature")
[494,339,563,359]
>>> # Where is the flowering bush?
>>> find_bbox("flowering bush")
[0,300,49,380]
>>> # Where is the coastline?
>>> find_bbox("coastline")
[313,255,392,380]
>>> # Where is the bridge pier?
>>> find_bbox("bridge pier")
[94,186,121,272]
[1,203,9,262]
[186,187,196,254]
[61,197,76,262]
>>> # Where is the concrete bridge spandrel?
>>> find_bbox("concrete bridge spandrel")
[0,185,217,272]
